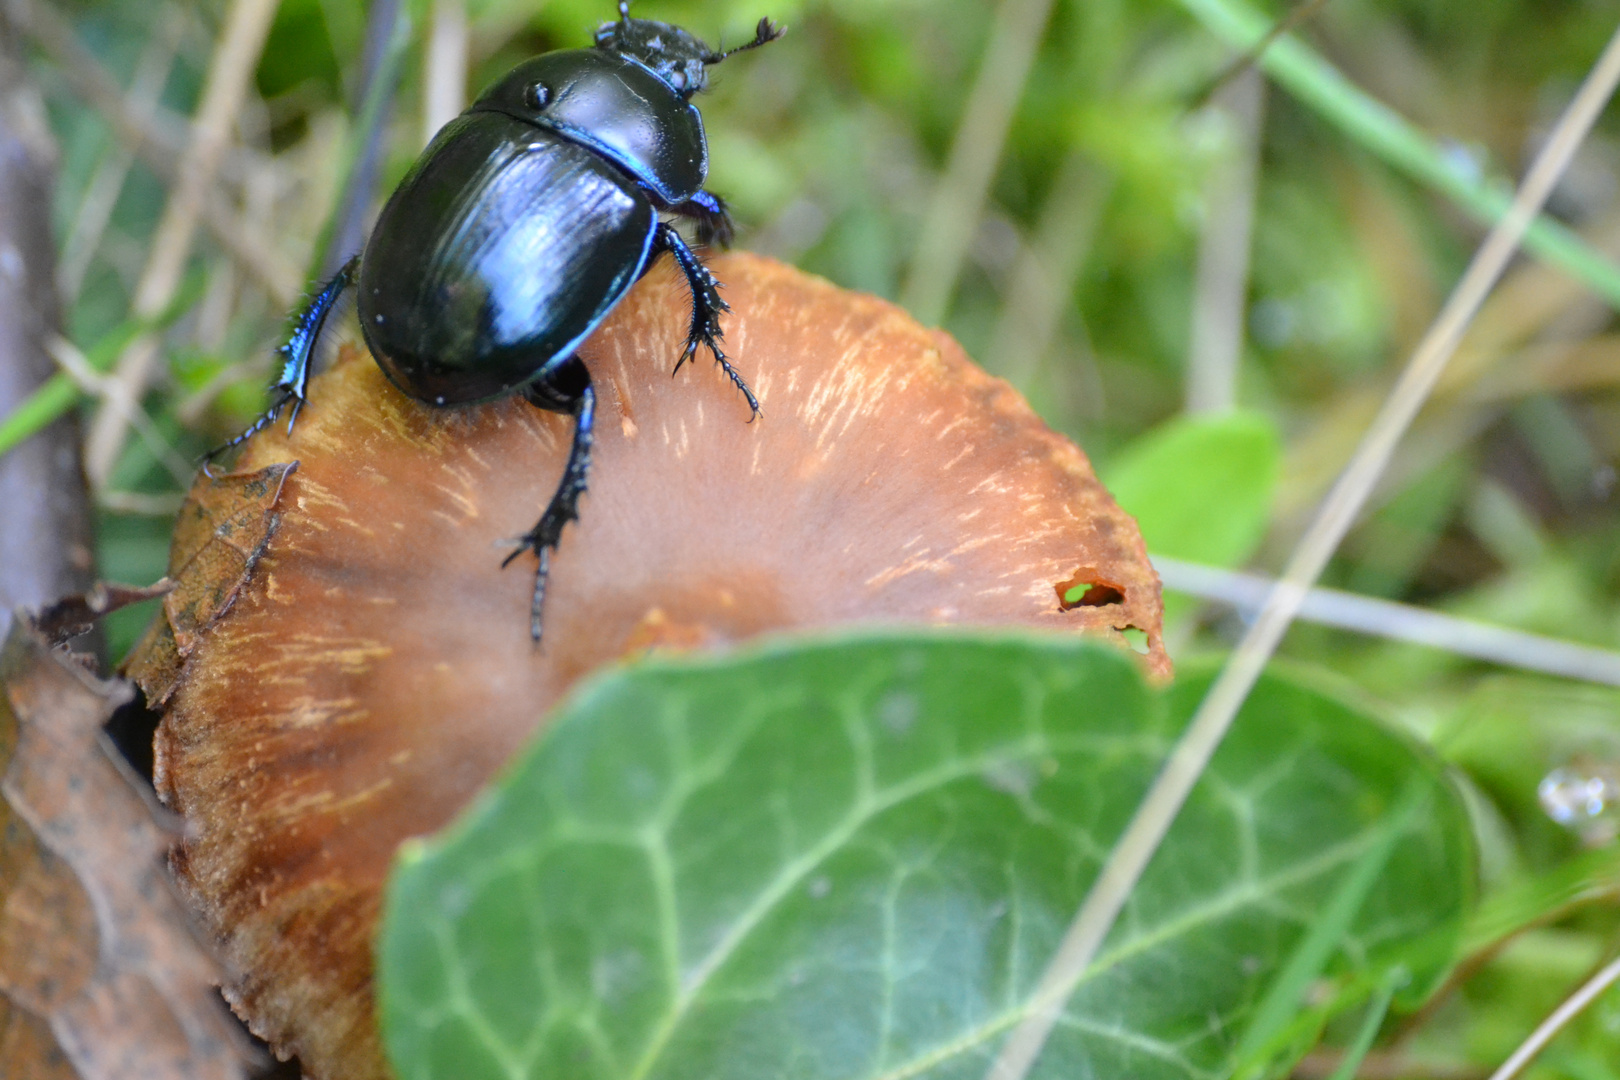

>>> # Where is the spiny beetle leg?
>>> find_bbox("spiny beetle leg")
[201,255,360,473]
[200,390,294,477]
[656,222,759,419]
[504,357,596,644]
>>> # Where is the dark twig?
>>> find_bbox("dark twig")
[1185,0,1332,113]
[0,7,95,644]
[319,0,409,277]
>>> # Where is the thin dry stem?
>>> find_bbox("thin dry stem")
[1275,211,1620,534]
[1485,953,1620,1080]
[14,0,296,305]
[56,9,183,302]
[983,19,1620,1080]
[14,0,230,179]
[898,0,1055,325]
[423,0,467,146]
[46,336,194,489]
[1154,555,1620,685]
[986,148,1111,390]
[96,489,187,516]
[0,6,96,642]
[82,0,282,489]
[1185,67,1265,414]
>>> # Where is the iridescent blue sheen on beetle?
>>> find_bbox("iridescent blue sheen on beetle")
[208,2,782,644]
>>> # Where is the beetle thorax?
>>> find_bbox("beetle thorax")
[594,18,712,96]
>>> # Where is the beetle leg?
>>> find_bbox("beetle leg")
[504,356,595,644]
[201,255,360,473]
[671,190,735,248]
[655,221,760,419]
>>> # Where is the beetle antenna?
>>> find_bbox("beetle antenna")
[617,1,630,21]
[704,17,784,64]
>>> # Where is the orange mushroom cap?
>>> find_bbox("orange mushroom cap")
[127,252,1168,1078]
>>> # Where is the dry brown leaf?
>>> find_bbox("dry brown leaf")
[0,611,254,1080]
[125,462,296,710]
[128,252,1167,1079]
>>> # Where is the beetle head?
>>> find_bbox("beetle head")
[595,2,783,98]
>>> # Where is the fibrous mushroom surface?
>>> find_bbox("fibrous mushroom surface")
[127,253,1167,1079]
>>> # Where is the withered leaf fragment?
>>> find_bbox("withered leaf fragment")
[0,612,253,1080]
[125,462,296,709]
[35,580,174,647]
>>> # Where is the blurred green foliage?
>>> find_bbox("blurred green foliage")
[1104,410,1281,563]
[13,0,1620,1073]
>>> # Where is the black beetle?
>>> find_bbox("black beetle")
[210,2,782,644]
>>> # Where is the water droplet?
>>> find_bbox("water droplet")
[1438,139,1487,185]
[1540,762,1620,845]
[1539,766,1611,825]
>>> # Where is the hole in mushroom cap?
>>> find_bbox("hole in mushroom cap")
[1055,568,1126,610]
[1118,626,1151,654]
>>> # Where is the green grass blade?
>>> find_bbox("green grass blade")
[1229,774,1430,1077]
[0,375,79,459]
[1178,0,1620,310]
[0,268,210,459]
[1464,846,1620,955]
[1326,969,1402,1080]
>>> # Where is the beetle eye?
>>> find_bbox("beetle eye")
[523,83,549,109]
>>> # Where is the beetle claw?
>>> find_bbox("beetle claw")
[672,341,697,375]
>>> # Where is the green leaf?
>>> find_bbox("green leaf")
[1103,410,1281,568]
[378,632,1471,1080]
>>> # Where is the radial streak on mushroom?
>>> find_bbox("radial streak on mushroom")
[864,554,958,590]
[275,776,396,818]
[431,463,484,519]
[947,535,998,558]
